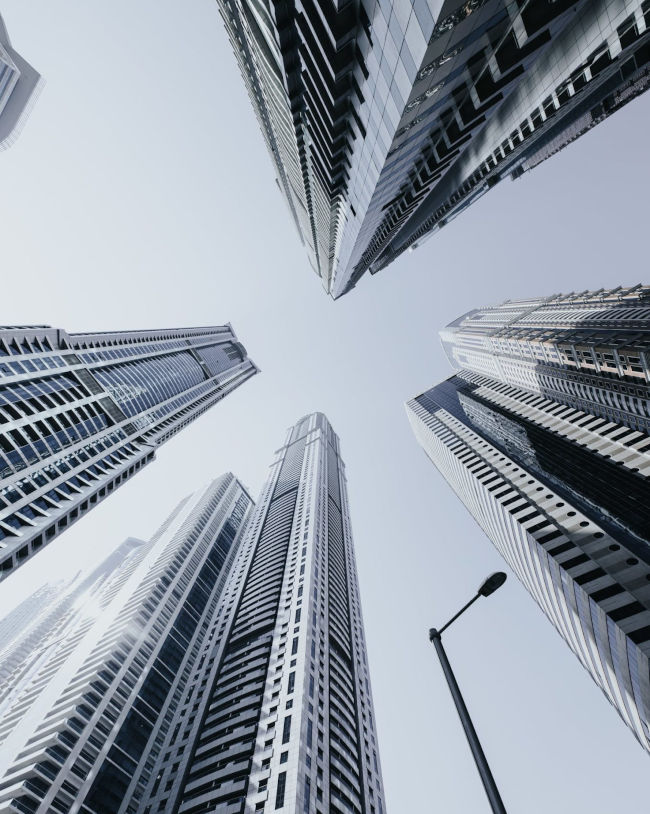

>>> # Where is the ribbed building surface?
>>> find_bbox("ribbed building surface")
[0,415,386,814]
[0,581,71,684]
[363,0,650,281]
[0,540,149,751]
[440,284,650,433]
[0,14,42,149]
[407,286,650,753]
[0,474,253,814]
[216,0,650,297]
[136,413,386,814]
[0,324,257,578]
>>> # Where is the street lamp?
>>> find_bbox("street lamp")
[429,572,508,814]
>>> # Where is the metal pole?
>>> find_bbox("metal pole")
[438,593,480,635]
[429,628,507,814]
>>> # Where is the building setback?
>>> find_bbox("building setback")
[0,414,386,814]
[0,324,257,578]
[215,0,650,297]
[407,285,650,753]
[0,474,254,814]
[0,14,42,149]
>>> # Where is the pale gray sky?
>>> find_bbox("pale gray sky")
[1,2,649,812]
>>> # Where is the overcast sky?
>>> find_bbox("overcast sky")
[1,2,649,812]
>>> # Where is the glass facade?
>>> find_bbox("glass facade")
[342,0,650,291]
[0,325,257,578]
[407,285,650,754]
[216,0,650,297]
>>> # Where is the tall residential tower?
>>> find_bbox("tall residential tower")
[439,284,650,433]
[0,324,257,578]
[0,14,42,149]
[0,414,387,813]
[215,0,650,296]
[0,474,254,814]
[137,413,386,814]
[407,285,650,752]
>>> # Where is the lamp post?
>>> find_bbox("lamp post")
[429,572,508,814]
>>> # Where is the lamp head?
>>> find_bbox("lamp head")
[478,571,507,597]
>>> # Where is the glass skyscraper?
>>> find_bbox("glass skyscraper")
[216,0,650,297]
[0,14,42,150]
[0,324,257,578]
[407,285,650,752]
[0,414,386,814]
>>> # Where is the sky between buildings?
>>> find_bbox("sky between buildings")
[0,2,649,812]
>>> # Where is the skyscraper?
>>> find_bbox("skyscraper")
[137,413,386,814]
[0,14,42,149]
[0,474,254,814]
[407,286,650,752]
[0,577,75,693]
[439,284,650,434]
[0,324,257,578]
[216,0,650,297]
[0,414,387,814]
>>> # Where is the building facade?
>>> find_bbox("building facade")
[407,286,650,752]
[0,14,42,150]
[0,324,257,578]
[0,414,386,814]
[440,284,650,433]
[136,413,386,814]
[0,574,90,699]
[216,0,650,297]
[0,474,254,814]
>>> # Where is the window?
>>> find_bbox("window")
[303,776,311,812]
[282,716,291,744]
[275,772,287,809]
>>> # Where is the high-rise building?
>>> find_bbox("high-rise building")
[0,414,387,814]
[216,0,650,297]
[439,284,650,434]
[0,539,148,737]
[0,324,257,578]
[407,286,650,752]
[136,413,386,814]
[0,474,254,814]
[0,578,74,693]
[0,14,42,149]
